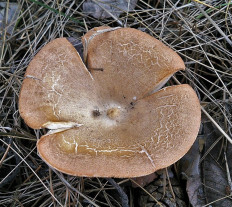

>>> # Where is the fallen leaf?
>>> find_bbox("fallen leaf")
[203,122,232,206]
[0,2,20,36]
[83,0,137,19]
[178,134,205,206]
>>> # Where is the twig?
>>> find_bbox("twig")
[201,107,232,145]
[166,168,176,200]
[130,178,163,207]
[172,76,232,145]
[193,1,232,46]
[224,152,232,192]
[53,170,100,207]
[0,139,63,206]
[106,178,129,207]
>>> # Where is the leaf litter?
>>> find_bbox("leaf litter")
[0,0,232,206]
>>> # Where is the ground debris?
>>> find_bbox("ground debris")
[131,172,157,188]
[178,134,205,207]
[203,122,232,207]
[83,0,137,19]
[138,169,187,207]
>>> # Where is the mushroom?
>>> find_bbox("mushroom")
[19,27,201,178]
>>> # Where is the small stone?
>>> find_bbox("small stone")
[146,184,159,193]
[157,187,176,199]
[157,187,171,194]
[148,192,163,202]
[154,179,166,187]
[173,186,185,199]
[165,190,173,198]
[163,198,177,207]
[154,202,166,207]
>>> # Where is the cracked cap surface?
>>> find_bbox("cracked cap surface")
[19,27,201,177]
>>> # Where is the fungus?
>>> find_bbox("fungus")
[19,27,201,177]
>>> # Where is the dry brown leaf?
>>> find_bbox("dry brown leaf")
[178,135,205,207]
[203,122,232,206]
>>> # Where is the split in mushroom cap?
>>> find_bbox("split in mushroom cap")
[19,27,201,178]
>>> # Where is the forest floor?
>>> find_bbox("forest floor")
[0,0,232,206]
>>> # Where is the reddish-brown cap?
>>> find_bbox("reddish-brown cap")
[19,27,201,177]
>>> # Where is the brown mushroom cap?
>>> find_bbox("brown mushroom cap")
[19,27,201,177]
[83,26,185,100]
